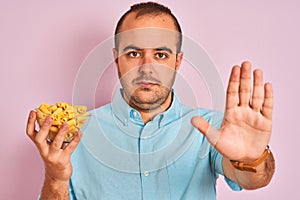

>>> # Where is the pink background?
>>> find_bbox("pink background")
[1,0,299,199]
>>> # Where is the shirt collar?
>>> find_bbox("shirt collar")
[111,89,183,127]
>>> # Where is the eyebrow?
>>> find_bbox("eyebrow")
[156,47,173,54]
[121,45,173,54]
[122,45,141,53]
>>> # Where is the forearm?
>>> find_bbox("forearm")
[40,174,70,200]
[223,150,275,190]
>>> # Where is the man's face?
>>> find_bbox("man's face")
[114,13,183,111]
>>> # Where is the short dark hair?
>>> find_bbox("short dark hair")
[114,2,182,53]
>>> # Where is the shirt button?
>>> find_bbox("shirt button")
[143,171,149,177]
[133,111,138,118]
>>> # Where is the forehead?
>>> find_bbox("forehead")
[117,28,179,51]
[117,12,179,51]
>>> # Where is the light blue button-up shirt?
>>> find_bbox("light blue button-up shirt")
[68,90,241,200]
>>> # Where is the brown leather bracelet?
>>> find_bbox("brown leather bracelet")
[230,146,271,173]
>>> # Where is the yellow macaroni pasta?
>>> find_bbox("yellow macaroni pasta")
[36,102,90,142]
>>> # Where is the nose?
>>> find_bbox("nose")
[139,52,154,74]
[139,64,154,74]
[142,51,153,65]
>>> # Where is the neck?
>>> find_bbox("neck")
[140,94,172,124]
[125,92,173,124]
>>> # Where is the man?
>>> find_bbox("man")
[26,2,275,200]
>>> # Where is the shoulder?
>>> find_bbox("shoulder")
[173,93,223,120]
[181,105,224,129]
[89,103,113,117]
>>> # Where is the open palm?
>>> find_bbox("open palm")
[192,61,273,161]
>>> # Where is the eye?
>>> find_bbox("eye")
[155,53,167,59]
[128,51,141,58]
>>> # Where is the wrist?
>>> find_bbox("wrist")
[44,162,72,182]
[230,146,271,173]
[44,173,69,188]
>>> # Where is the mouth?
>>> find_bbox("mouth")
[136,81,159,88]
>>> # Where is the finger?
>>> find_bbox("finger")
[64,131,82,156]
[239,61,252,106]
[26,110,37,141]
[262,83,273,120]
[35,116,52,145]
[251,69,264,112]
[49,123,69,153]
[226,66,240,109]
[191,116,221,147]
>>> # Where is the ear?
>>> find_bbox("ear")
[175,51,183,71]
[113,48,119,66]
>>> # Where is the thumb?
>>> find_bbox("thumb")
[191,116,221,147]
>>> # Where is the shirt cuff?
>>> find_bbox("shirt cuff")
[216,153,243,191]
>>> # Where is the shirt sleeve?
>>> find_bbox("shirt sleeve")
[69,179,77,199]
[211,147,242,191]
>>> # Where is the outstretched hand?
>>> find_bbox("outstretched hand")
[192,61,273,162]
